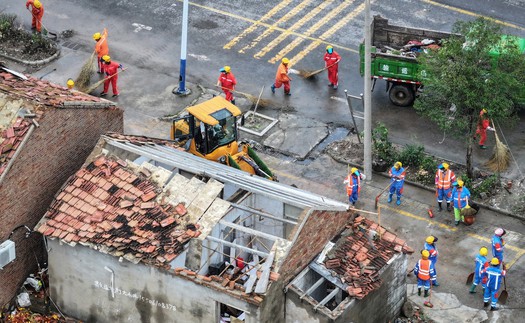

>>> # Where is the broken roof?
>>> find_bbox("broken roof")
[0,65,116,180]
[35,154,201,268]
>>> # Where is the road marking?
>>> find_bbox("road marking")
[181,0,357,54]
[381,204,458,231]
[422,0,525,31]
[254,0,334,59]
[132,23,152,33]
[224,0,293,50]
[505,250,525,270]
[239,0,314,54]
[288,3,365,65]
[268,0,357,64]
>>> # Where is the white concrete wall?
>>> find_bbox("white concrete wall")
[47,240,261,323]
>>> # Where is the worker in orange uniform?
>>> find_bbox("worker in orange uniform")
[26,0,44,33]
[435,162,456,212]
[271,58,291,96]
[344,167,365,206]
[217,66,237,105]
[475,108,495,149]
[100,55,123,97]
[93,29,109,74]
[413,250,436,297]
[324,45,341,90]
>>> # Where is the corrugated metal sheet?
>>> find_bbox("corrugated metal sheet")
[104,138,348,210]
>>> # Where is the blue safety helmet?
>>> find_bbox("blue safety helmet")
[452,181,458,186]
[438,164,445,170]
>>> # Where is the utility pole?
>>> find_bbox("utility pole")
[363,0,372,180]
[174,0,191,95]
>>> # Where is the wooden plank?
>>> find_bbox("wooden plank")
[163,173,189,200]
[186,178,224,223]
[244,261,259,294]
[254,252,275,294]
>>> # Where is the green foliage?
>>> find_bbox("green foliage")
[413,18,525,176]
[397,144,426,167]
[466,174,499,199]
[0,14,16,37]
[372,122,397,164]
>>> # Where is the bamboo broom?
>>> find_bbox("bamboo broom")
[485,120,511,172]
[84,68,127,94]
[75,51,96,92]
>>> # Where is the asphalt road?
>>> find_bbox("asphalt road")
[2,0,525,320]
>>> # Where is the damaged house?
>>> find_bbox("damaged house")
[0,65,123,305]
[34,134,412,322]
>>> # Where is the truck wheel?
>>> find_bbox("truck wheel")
[389,84,414,107]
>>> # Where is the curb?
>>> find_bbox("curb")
[328,153,524,221]
[0,44,61,66]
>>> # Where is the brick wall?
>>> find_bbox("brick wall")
[278,209,355,285]
[0,106,123,306]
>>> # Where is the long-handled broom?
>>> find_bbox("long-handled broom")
[84,68,127,94]
[214,85,273,108]
[485,120,510,172]
[75,51,96,92]
[424,281,434,308]
[295,61,339,79]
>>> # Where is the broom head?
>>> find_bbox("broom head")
[485,139,511,172]
[75,52,97,91]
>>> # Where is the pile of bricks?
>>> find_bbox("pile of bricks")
[324,215,413,299]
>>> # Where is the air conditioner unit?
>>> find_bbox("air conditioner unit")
[0,240,16,269]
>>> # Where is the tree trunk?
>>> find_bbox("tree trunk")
[466,142,473,178]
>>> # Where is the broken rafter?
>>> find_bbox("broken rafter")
[219,220,281,241]
[205,236,269,258]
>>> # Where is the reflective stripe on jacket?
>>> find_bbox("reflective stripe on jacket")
[484,266,505,290]
[435,169,455,190]
[218,72,237,91]
[424,242,438,264]
[415,259,432,280]
[452,186,470,208]
[344,174,361,195]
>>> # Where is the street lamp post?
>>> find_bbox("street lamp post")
[174,0,191,95]
[363,0,372,180]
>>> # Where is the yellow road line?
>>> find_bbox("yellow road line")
[505,250,525,270]
[253,0,334,59]
[422,0,525,31]
[181,0,357,54]
[239,0,314,54]
[289,3,365,65]
[381,204,458,231]
[224,0,293,50]
[268,0,357,64]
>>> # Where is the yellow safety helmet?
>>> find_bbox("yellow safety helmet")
[351,167,358,174]
[282,57,289,65]
[102,55,111,63]
[223,66,231,73]
[421,250,430,259]
[394,162,402,169]
[490,258,500,266]
[66,78,75,89]
[425,236,436,244]
[34,0,42,9]
[440,162,449,170]
[479,247,488,256]
[457,179,464,187]
[481,108,488,116]
[93,32,102,41]
[326,45,333,50]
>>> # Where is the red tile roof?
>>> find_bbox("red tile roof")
[104,133,185,150]
[0,67,116,177]
[35,155,199,269]
[323,216,413,299]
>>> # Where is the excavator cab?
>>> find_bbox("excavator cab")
[170,97,276,180]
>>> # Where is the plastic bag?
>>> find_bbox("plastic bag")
[24,277,42,291]
[16,292,31,307]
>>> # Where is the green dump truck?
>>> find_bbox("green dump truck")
[360,16,525,107]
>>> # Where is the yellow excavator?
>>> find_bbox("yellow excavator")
[170,96,276,180]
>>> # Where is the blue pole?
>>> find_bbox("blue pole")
[175,0,191,95]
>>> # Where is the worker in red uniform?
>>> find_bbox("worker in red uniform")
[475,108,494,149]
[26,0,44,33]
[324,45,341,90]
[217,66,237,105]
[100,55,123,97]
[271,58,291,96]
[93,29,109,74]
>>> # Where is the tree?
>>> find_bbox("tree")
[414,18,525,178]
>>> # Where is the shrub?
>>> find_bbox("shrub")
[397,144,426,168]
[372,122,397,164]
[0,14,16,38]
